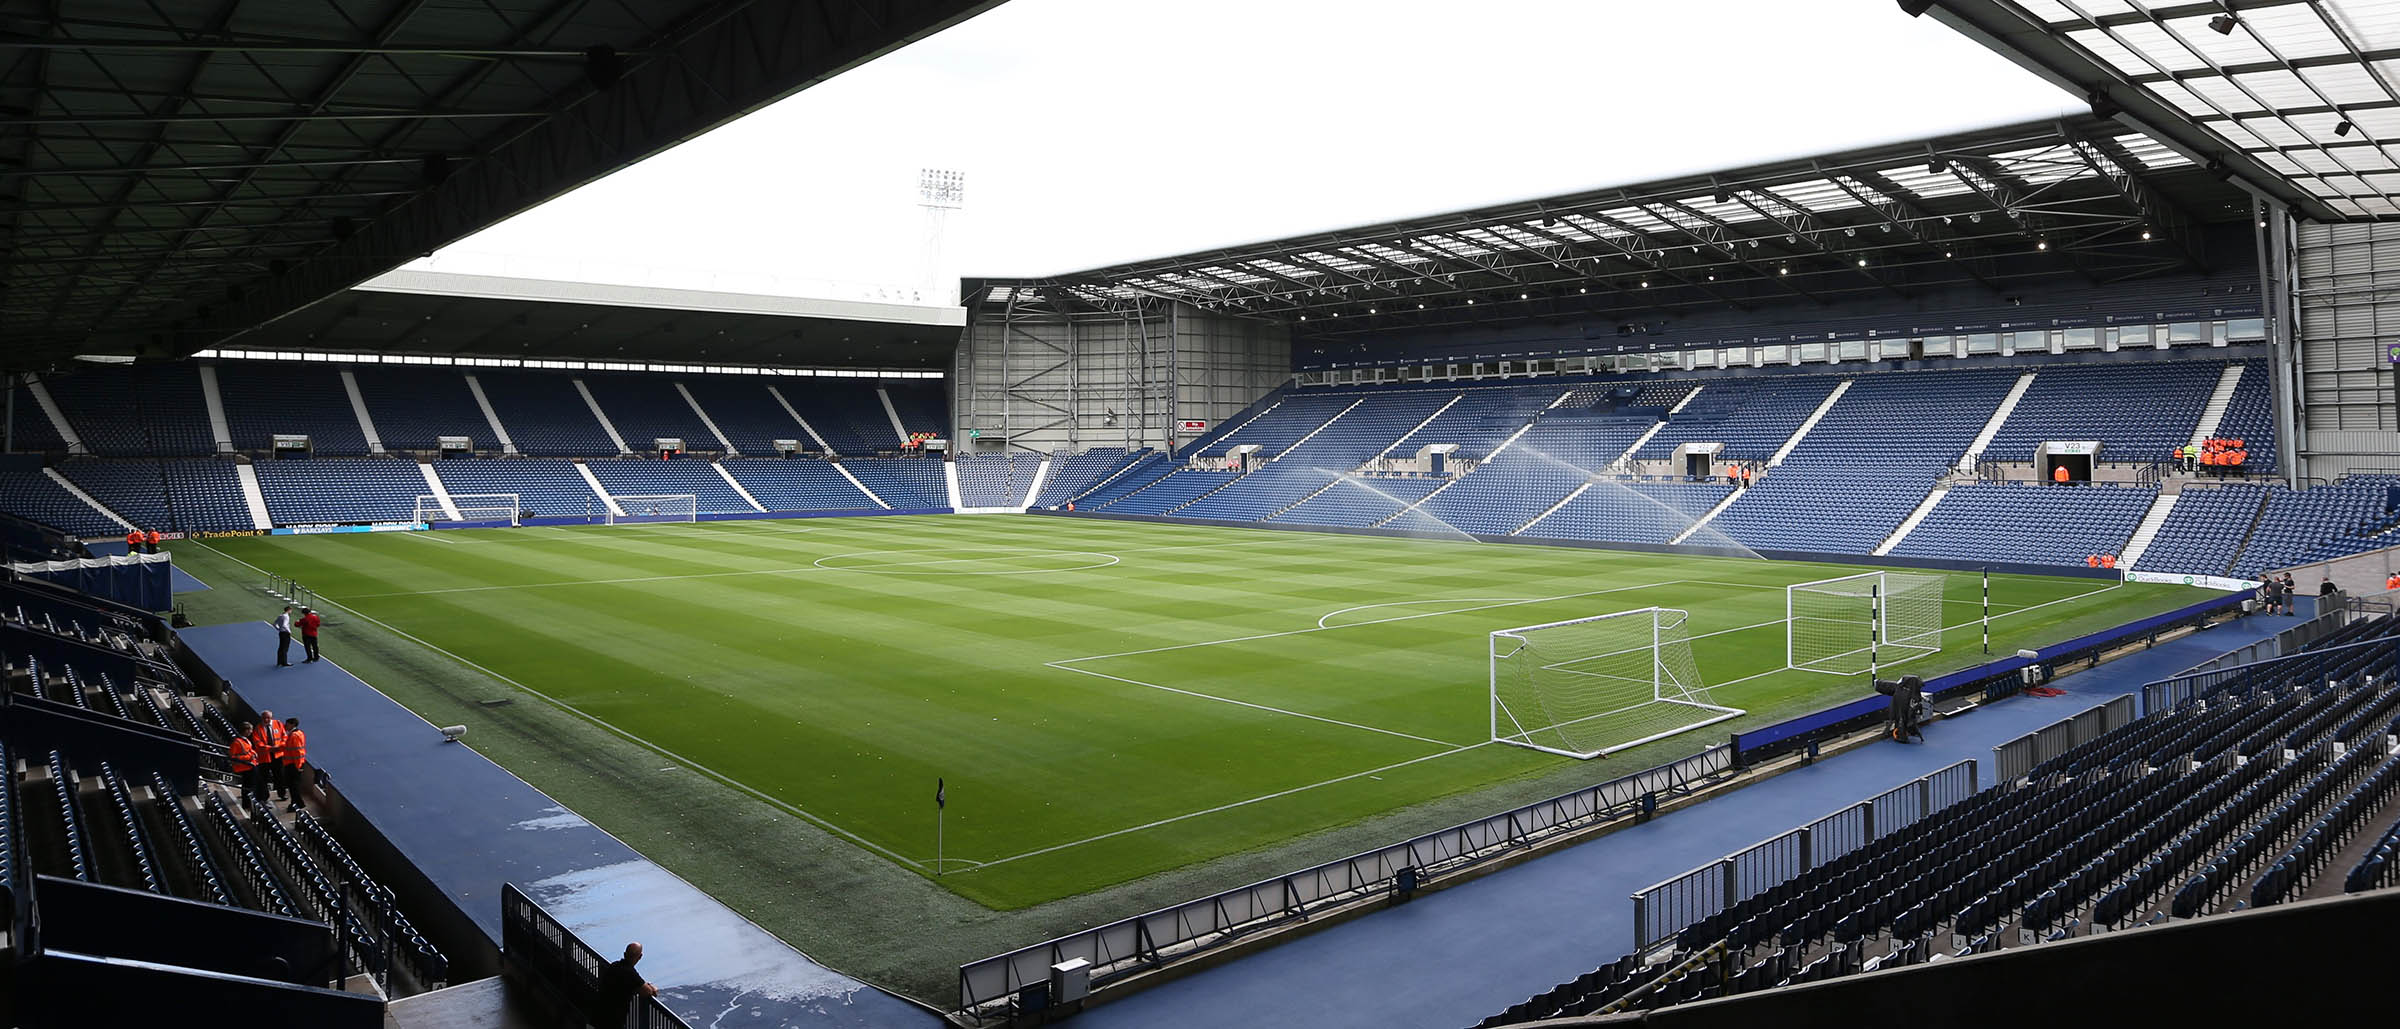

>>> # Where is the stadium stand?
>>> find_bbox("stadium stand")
[60,459,252,532]
[1177,391,1456,521]
[680,376,813,454]
[1038,447,1149,508]
[1475,628,2400,1026]
[1267,475,1450,529]
[584,458,756,515]
[1890,483,2157,567]
[774,379,903,455]
[1707,369,2019,553]
[1637,376,1841,463]
[1980,361,2220,465]
[582,374,721,454]
[427,458,605,521]
[471,370,621,456]
[842,458,949,509]
[717,459,881,511]
[254,457,429,525]
[1382,385,1564,460]
[2213,359,2278,474]
[0,470,120,537]
[213,362,371,455]
[353,366,493,452]
[9,378,68,452]
[1067,452,1177,510]
[2138,485,2272,576]
[1521,480,1737,545]
[882,380,950,438]
[1100,470,1242,515]
[2233,475,2400,577]
[957,452,1038,507]
[38,364,217,456]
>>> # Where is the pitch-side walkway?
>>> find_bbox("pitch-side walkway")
[1077,608,2302,1029]
[177,621,939,1029]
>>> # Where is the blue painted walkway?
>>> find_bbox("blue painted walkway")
[178,621,938,1029]
[1078,609,2297,1029]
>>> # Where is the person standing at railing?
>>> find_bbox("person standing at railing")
[595,941,659,1028]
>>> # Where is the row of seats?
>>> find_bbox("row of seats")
[1894,483,2156,567]
[18,364,941,459]
[1476,630,2400,1026]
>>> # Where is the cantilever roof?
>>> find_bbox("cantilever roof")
[973,116,2253,335]
[1927,0,2400,221]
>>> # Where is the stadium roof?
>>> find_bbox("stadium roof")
[0,0,1001,372]
[972,115,2255,336]
[1924,0,2400,221]
[213,270,964,369]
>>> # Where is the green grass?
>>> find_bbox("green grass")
[187,515,2209,910]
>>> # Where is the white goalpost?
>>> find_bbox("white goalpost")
[1489,606,1744,759]
[1787,571,1944,676]
[607,494,699,525]
[414,493,520,526]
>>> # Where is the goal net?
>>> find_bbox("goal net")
[1787,571,1944,676]
[413,493,520,526]
[608,494,698,525]
[1490,607,1744,759]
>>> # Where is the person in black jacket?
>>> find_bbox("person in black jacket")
[594,941,657,1028]
[1875,674,1925,743]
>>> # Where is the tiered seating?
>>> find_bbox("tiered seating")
[1892,483,2156,567]
[1192,392,1362,459]
[2213,359,2277,473]
[473,371,620,455]
[355,367,490,451]
[1070,453,1176,509]
[213,362,369,454]
[2137,485,2269,575]
[0,470,119,536]
[717,461,880,511]
[585,460,754,515]
[254,457,428,525]
[774,379,900,455]
[1712,369,2018,554]
[1983,362,2219,465]
[842,458,948,509]
[1101,471,1239,515]
[1037,447,1147,507]
[60,459,252,532]
[1383,386,1560,459]
[1520,481,1735,545]
[40,364,216,455]
[10,378,68,451]
[582,375,718,454]
[680,377,810,454]
[957,453,1037,507]
[881,380,949,438]
[1477,639,2399,1027]
[1637,377,1841,462]
[2233,475,2400,577]
[427,459,603,521]
[1269,476,1449,529]
[1179,392,1456,521]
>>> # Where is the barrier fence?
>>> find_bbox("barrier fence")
[2176,597,2386,677]
[2140,635,2400,714]
[1991,694,2138,782]
[955,744,1737,1021]
[1629,759,1977,951]
[501,883,689,1029]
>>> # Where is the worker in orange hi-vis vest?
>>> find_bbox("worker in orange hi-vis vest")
[2087,555,2101,568]
[2054,464,2071,484]
[2100,554,2117,570]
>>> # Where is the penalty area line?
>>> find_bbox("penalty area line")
[958,742,1490,873]
[1047,662,1462,747]
[190,540,930,872]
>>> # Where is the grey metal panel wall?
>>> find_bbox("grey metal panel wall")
[2295,222,2399,435]
[1170,303,1291,448]
[952,306,1168,454]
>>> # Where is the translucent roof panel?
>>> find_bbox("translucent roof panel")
[2001,0,2400,221]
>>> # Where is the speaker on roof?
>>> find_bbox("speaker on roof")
[1897,0,1936,15]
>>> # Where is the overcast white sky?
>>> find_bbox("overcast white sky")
[398,0,2081,305]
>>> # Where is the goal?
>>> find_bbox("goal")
[608,494,698,525]
[1490,607,1744,759]
[413,493,520,526]
[1787,571,1944,676]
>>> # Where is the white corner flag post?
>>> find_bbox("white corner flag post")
[935,777,946,877]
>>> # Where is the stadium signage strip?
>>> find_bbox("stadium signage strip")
[2121,570,2262,592]
[269,522,430,536]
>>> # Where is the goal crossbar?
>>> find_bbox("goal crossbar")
[1490,606,1743,760]
[414,492,519,526]
[608,493,699,525]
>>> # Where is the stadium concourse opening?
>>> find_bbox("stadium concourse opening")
[8,1,2400,1027]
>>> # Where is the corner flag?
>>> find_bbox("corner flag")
[936,778,945,809]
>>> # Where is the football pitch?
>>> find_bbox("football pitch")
[191,515,2210,909]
